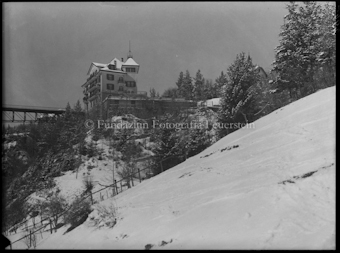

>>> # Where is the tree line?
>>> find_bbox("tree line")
[149,1,336,172]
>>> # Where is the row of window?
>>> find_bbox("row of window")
[106,70,135,80]
[125,68,136,72]
[106,67,136,74]
[106,83,136,90]
[106,74,135,86]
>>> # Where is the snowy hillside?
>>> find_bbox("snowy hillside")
[22,87,337,249]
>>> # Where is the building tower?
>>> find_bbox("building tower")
[127,40,133,59]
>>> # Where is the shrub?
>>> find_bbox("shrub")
[39,191,68,232]
[95,202,117,228]
[117,162,137,189]
[6,196,29,231]
[86,142,97,158]
[64,196,92,232]
[79,144,87,156]
[82,175,94,193]
[92,135,99,142]
[82,175,95,204]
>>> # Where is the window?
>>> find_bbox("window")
[107,74,114,80]
[118,86,124,91]
[113,100,119,104]
[126,68,136,73]
[118,77,124,83]
[131,101,135,105]
[125,81,136,87]
[108,64,115,70]
[107,83,114,90]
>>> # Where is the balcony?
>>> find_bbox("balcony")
[87,70,99,82]
[88,83,100,92]
[88,93,98,102]
[118,78,125,83]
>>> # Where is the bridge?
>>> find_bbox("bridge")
[2,104,66,123]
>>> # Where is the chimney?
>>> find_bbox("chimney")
[121,58,124,62]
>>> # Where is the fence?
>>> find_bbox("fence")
[7,165,155,249]
[6,152,187,249]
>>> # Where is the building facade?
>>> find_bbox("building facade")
[82,45,145,110]
[82,46,195,120]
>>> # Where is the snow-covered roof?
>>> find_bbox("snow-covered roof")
[198,98,221,107]
[108,58,124,70]
[100,67,126,73]
[86,57,138,77]
[123,57,139,66]
[92,62,107,68]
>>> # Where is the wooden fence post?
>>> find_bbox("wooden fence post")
[131,173,134,187]
[120,181,122,193]
[29,230,32,248]
[115,180,118,195]
[49,219,52,234]
[138,168,141,182]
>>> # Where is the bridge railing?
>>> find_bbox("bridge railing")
[3,104,66,111]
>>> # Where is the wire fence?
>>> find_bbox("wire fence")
[6,164,155,249]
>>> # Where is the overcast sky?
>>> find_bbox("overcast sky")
[3,2,288,109]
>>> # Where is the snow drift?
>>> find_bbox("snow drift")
[36,87,336,249]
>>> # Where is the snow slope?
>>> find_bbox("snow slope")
[33,87,336,249]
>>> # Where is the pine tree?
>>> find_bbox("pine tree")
[150,115,185,174]
[315,2,336,88]
[272,2,335,98]
[176,71,184,98]
[65,102,72,120]
[215,71,228,96]
[217,52,260,139]
[73,100,83,113]
[149,88,157,98]
[185,127,210,158]
[193,70,205,101]
[182,70,194,100]
[204,79,219,99]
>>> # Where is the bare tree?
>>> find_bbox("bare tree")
[40,191,67,232]
[117,161,137,188]
[82,175,95,204]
